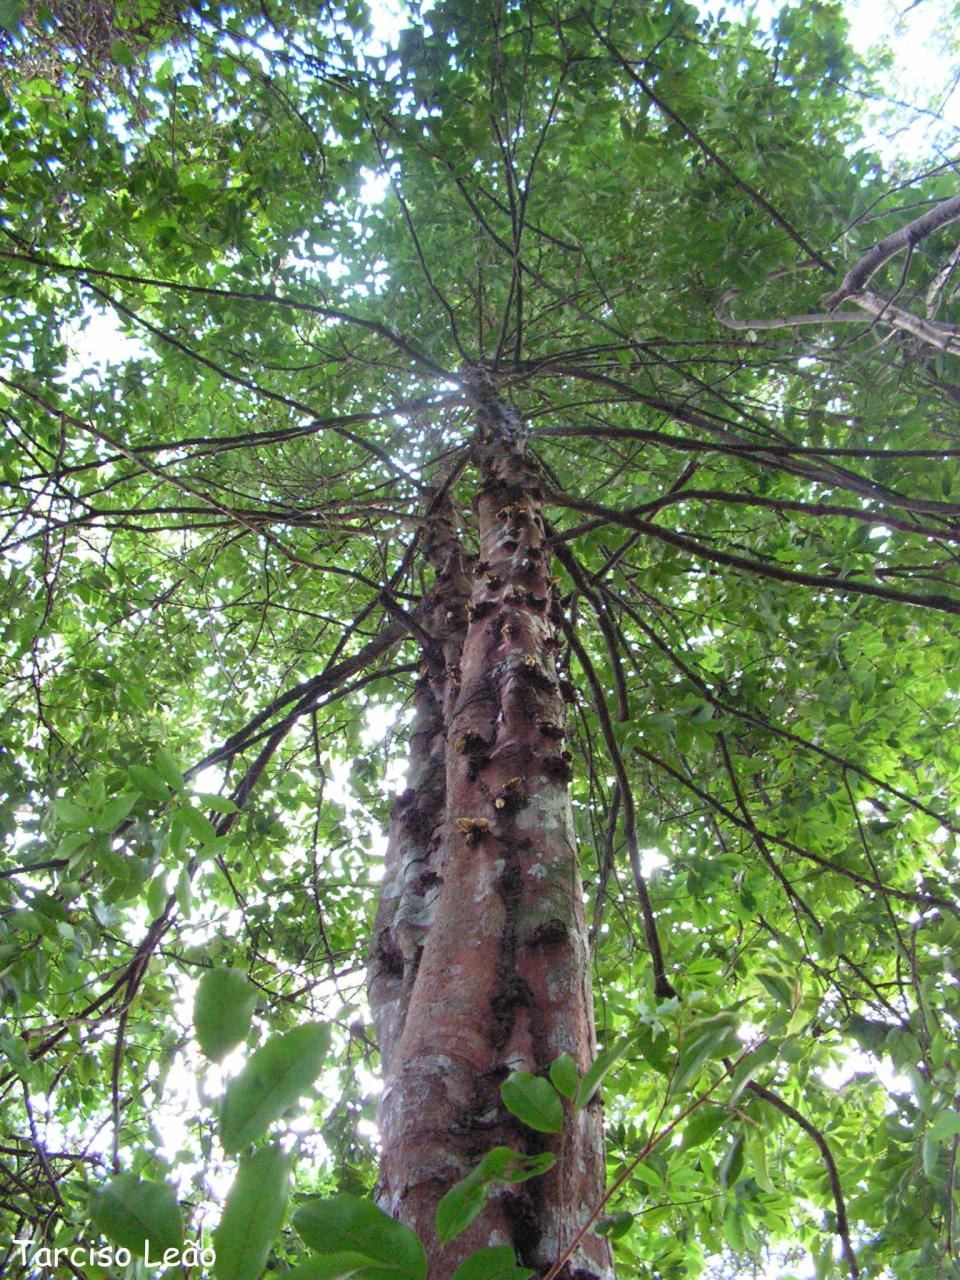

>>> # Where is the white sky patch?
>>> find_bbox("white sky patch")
[191,764,227,794]
[845,0,960,152]
[819,1045,912,1095]
[359,166,391,206]
[62,307,149,383]
[361,701,398,747]
[640,847,670,876]
[366,0,408,55]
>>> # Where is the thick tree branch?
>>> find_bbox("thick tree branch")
[825,194,960,309]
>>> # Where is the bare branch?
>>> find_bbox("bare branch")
[826,193,960,309]
[717,290,868,332]
[748,1082,860,1280]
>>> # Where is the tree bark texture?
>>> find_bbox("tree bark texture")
[368,373,614,1280]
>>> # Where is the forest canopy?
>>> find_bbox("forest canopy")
[1,1,959,1278]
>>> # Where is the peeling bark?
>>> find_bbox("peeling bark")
[369,373,614,1280]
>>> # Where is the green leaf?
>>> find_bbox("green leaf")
[170,811,190,857]
[194,968,258,1062]
[928,1110,960,1142]
[634,1024,672,1074]
[728,1040,778,1104]
[109,39,135,68]
[744,1127,774,1192]
[681,1105,727,1150]
[434,1149,555,1245]
[450,1246,535,1280]
[145,873,169,918]
[671,1017,740,1095]
[548,1052,579,1099]
[630,1160,663,1189]
[220,1023,330,1153]
[499,1071,564,1133]
[597,1210,635,1240]
[176,865,193,915]
[723,1203,744,1252]
[472,1147,518,1180]
[574,1036,633,1109]
[96,793,139,831]
[719,1133,745,1189]
[129,765,172,802]
[755,971,794,1007]
[89,1173,182,1256]
[214,1145,290,1280]
[195,792,239,814]
[470,1146,556,1185]
[435,1165,491,1245]
[848,1015,889,1053]
[495,1150,556,1183]
[0,1,27,33]
[153,747,184,791]
[52,796,95,828]
[284,1255,400,1280]
[922,1132,940,1180]
[55,831,88,860]
[179,802,219,847]
[31,892,67,922]
[294,1195,426,1280]
[0,1027,31,1081]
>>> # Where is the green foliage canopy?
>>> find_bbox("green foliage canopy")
[0,1,959,1277]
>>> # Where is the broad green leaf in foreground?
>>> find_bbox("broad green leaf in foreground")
[928,1110,960,1142]
[450,1246,535,1280]
[435,1149,556,1245]
[220,1023,330,1153]
[194,967,258,1062]
[293,1194,426,1280]
[214,1145,291,1280]
[89,1173,182,1256]
[548,1052,579,1099]
[284,1255,402,1280]
[671,1016,740,1096]
[574,1036,634,1110]
[499,1070,564,1133]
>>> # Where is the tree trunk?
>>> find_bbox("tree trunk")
[369,371,614,1280]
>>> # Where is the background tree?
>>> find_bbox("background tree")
[0,1,959,1278]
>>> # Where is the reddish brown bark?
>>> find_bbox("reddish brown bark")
[369,474,472,1066]
[369,374,614,1279]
